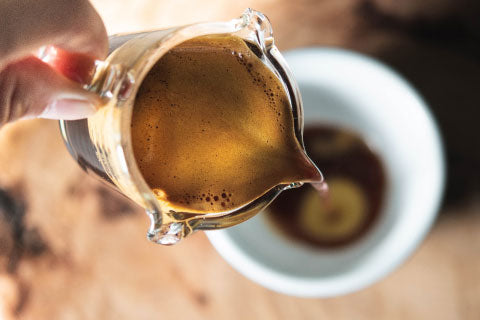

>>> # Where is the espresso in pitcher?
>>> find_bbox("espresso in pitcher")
[131,35,320,213]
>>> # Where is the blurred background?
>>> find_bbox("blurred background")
[0,0,479,319]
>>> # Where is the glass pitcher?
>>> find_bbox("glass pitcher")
[43,9,322,245]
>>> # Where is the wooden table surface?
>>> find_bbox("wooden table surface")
[1,1,480,319]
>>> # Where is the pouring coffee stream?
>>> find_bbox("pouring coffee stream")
[312,181,330,203]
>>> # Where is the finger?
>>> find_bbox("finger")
[0,0,108,67]
[0,56,100,125]
[39,46,98,84]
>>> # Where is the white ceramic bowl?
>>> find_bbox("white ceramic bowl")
[206,48,445,297]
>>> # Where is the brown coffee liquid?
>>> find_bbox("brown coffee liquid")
[267,126,386,248]
[131,35,320,213]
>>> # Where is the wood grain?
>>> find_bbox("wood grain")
[0,0,479,319]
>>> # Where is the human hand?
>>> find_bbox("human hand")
[0,0,108,126]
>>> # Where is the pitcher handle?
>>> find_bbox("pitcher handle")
[38,45,134,105]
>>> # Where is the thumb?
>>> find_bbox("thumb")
[0,56,100,125]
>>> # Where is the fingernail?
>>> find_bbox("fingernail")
[39,99,97,120]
